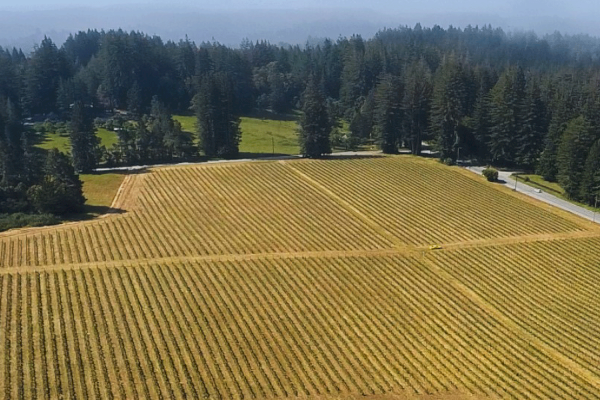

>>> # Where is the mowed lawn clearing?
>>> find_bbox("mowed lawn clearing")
[36,127,118,153]
[174,114,300,155]
[80,172,126,214]
[1,155,600,399]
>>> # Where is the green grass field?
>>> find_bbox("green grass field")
[36,127,118,153]
[80,172,126,214]
[174,114,300,155]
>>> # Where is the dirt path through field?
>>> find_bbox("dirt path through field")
[281,161,410,251]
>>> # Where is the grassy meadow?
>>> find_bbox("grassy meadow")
[174,114,301,155]
[79,172,127,215]
[36,127,118,153]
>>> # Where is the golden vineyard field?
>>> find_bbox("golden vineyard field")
[1,155,600,399]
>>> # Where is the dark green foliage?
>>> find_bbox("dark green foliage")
[0,213,60,232]
[579,139,600,204]
[374,74,403,153]
[402,58,433,155]
[4,25,600,206]
[430,57,470,161]
[349,92,375,142]
[195,72,241,158]
[24,37,69,115]
[298,77,332,158]
[149,96,195,160]
[557,116,595,199]
[482,167,499,182]
[472,92,492,161]
[488,67,526,165]
[517,79,548,167]
[27,149,85,215]
[0,98,26,185]
[70,101,100,173]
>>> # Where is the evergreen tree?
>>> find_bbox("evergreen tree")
[194,72,241,158]
[70,101,100,173]
[27,149,85,215]
[349,91,375,142]
[557,116,594,199]
[148,96,195,160]
[537,77,581,181]
[374,73,403,153]
[24,37,68,115]
[517,78,548,167]
[1,98,25,185]
[472,91,492,161]
[298,76,332,158]
[340,35,366,113]
[430,57,468,161]
[579,139,600,204]
[488,66,526,165]
[402,58,433,155]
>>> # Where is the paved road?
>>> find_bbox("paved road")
[466,166,600,225]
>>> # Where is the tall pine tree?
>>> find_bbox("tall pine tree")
[430,57,469,161]
[70,101,100,173]
[557,116,594,199]
[374,73,403,153]
[194,72,241,158]
[579,139,600,204]
[402,59,432,155]
[488,66,526,165]
[298,76,332,158]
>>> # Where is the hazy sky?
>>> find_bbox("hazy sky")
[1,0,600,50]
[0,0,575,14]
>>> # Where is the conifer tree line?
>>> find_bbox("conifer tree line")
[2,24,600,210]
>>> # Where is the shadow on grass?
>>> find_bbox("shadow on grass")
[63,206,126,223]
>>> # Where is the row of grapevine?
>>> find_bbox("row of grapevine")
[0,161,396,268]
[428,236,600,379]
[289,156,587,245]
[0,254,598,398]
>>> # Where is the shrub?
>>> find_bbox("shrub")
[0,213,60,232]
[443,157,454,166]
[482,167,499,182]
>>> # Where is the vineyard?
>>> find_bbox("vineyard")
[1,155,600,399]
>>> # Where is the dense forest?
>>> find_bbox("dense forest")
[2,24,600,224]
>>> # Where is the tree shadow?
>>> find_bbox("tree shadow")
[63,206,126,222]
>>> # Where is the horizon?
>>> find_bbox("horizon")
[1,1,600,51]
